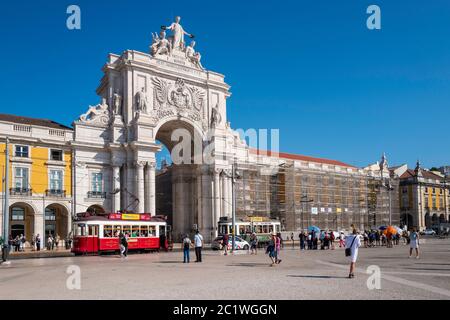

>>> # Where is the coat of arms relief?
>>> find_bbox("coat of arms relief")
[150,77,207,129]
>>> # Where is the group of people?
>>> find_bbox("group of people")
[5,233,62,252]
[266,233,282,266]
[297,230,341,251]
[181,231,204,263]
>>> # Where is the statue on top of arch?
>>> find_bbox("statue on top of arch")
[150,16,204,70]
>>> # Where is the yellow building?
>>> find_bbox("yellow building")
[396,162,450,231]
[0,114,73,248]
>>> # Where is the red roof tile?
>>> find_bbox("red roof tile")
[249,148,356,168]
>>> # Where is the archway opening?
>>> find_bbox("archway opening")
[9,203,35,244]
[45,203,69,247]
[154,119,204,242]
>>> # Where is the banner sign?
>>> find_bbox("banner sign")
[108,213,151,221]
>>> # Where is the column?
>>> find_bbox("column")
[227,172,233,218]
[136,162,145,213]
[148,162,156,215]
[222,173,227,218]
[112,166,121,212]
[213,169,221,237]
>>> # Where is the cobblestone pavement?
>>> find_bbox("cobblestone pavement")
[1,237,449,299]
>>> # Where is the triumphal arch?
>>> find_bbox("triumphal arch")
[72,17,255,241]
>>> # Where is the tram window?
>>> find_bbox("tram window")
[268,225,274,233]
[275,225,280,233]
[239,225,245,235]
[88,225,98,236]
[123,225,131,236]
[114,225,121,236]
[255,225,262,234]
[104,225,113,237]
[149,226,156,236]
[141,226,148,237]
[245,226,252,234]
[75,224,86,236]
[219,225,227,235]
[131,225,139,237]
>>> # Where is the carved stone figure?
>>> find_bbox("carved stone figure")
[185,41,203,69]
[135,87,148,113]
[162,16,194,50]
[211,104,221,128]
[113,92,122,115]
[150,30,172,56]
[78,98,110,125]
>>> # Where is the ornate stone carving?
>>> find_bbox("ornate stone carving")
[162,16,194,51]
[210,104,221,128]
[77,98,110,125]
[113,92,122,115]
[150,30,172,56]
[135,87,148,113]
[185,41,203,70]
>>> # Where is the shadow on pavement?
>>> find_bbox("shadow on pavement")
[287,275,349,279]
[226,263,272,267]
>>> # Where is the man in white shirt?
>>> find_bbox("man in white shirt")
[194,230,203,262]
[345,229,361,279]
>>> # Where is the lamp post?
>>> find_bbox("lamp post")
[379,153,393,226]
[2,137,10,263]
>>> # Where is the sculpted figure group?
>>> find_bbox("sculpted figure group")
[150,16,203,69]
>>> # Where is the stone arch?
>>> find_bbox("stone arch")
[9,201,37,243]
[45,203,70,246]
[153,118,208,240]
[87,204,106,214]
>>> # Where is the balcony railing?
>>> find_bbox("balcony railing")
[46,189,66,197]
[87,191,106,199]
[10,188,32,196]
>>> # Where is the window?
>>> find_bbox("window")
[149,226,156,236]
[132,225,139,237]
[14,167,29,190]
[103,225,113,237]
[91,173,103,193]
[11,207,25,221]
[15,145,29,158]
[45,208,56,221]
[50,149,63,161]
[49,170,63,191]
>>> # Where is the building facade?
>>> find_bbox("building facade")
[395,162,449,230]
[0,114,73,246]
[1,18,404,244]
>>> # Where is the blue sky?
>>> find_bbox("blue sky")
[0,0,449,169]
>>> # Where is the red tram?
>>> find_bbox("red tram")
[72,212,169,255]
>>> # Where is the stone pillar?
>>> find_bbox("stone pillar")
[136,162,145,213]
[146,162,156,215]
[227,172,233,218]
[196,171,202,230]
[213,169,221,237]
[222,173,228,218]
[126,163,134,210]
[112,166,121,212]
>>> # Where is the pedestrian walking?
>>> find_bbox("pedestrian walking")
[194,230,203,262]
[250,232,258,254]
[119,232,128,258]
[36,234,41,251]
[275,233,282,264]
[299,232,306,250]
[345,229,361,279]
[47,235,53,251]
[55,234,60,249]
[408,228,420,259]
[182,234,192,263]
[330,231,335,250]
[266,233,276,266]
[222,233,229,256]
[307,233,312,250]
[31,234,36,251]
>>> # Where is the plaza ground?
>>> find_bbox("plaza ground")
[1,237,449,300]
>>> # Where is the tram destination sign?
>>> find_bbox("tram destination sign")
[108,213,152,221]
